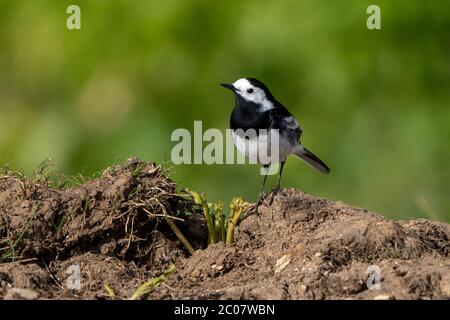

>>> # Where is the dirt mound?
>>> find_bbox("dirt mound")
[154,189,450,300]
[0,161,449,300]
[0,159,205,299]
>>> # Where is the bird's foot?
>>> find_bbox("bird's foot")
[247,202,260,216]
[268,186,281,205]
[270,186,281,194]
[257,191,266,206]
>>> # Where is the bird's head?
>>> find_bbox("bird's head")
[221,78,275,111]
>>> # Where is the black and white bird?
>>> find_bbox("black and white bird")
[221,77,330,201]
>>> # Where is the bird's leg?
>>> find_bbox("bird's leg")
[257,165,269,204]
[271,160,285,194]
[269,161,285,205]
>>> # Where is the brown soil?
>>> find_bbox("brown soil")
[0,159,449,300]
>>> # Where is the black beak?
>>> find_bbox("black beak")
[220,83,236,92]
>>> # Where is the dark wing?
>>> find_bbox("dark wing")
[283,115,301,131]
[269,102,302,140]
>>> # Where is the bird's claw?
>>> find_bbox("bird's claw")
[268,186,281,205]
[257,192,266,205]
[270,185,281,196]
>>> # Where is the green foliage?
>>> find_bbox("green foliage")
[103,282,116,300]
[0,205,40,262]
[103,263,175,300]
[0,1,449,222]
[188,191,249,244]
[129,264,176,300]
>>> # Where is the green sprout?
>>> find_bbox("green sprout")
[103,282,116,300]
[129,264,176,300]
[102,264,175,300]
[188,191,249,245]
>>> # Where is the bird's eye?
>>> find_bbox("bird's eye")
[247,88,254,93]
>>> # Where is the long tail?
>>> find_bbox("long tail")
[293,145,331,174]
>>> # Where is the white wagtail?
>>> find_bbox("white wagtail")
[221,77,330,201]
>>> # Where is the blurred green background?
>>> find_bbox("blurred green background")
[0,0,449,222]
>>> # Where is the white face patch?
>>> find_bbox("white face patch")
[232,78,275,112]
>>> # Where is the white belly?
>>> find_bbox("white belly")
[231,130,292,165]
